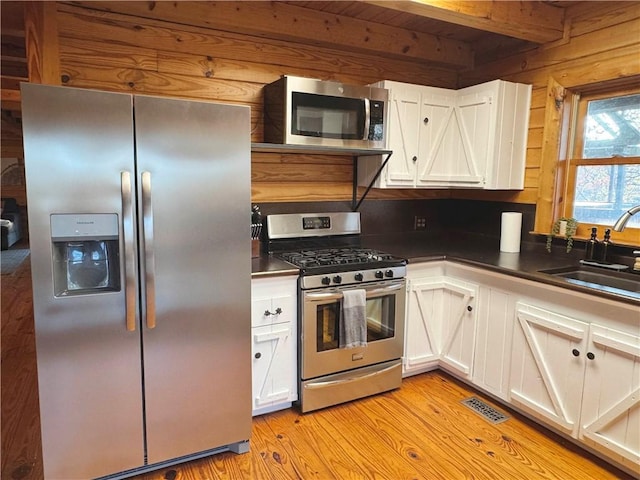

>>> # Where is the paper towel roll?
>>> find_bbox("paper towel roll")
[500,212,522,253]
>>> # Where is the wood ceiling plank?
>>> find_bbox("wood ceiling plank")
[68,1,473,68]
[57,5,458,88]
[364,0,566,44]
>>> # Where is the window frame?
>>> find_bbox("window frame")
[562,87,640,245]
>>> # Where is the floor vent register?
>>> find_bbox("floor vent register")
[461,396,510,424]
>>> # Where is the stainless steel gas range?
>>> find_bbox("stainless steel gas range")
[266,212,406,413]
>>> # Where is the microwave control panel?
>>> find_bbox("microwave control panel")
[369,101,385,141]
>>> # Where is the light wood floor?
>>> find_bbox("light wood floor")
[2,253,634,480]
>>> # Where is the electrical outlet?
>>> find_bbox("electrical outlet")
[414,216,427,230]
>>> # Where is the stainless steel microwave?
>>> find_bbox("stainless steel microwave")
[263,75,388,149]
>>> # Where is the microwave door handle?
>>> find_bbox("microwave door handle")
[121,171,137,332]
[141,171,156,329]
[363,98,371,141]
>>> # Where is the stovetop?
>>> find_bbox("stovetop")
[277,247,406,274]
[265,211,406,283]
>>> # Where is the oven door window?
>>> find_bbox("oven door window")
[292,92,365,140]
[316,295,396,352]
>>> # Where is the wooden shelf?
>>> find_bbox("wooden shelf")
[251,142,391,157]
[251,143,392,210]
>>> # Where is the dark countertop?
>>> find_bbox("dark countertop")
[252,232,640,306]
[251,255,299,278]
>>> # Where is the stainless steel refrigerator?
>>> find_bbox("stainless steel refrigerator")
[21,83,252,479]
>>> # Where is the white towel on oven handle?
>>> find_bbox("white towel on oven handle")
[340,289,367,348]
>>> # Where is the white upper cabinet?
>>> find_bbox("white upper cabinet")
[358,79,531,190]
[380,83,422,186]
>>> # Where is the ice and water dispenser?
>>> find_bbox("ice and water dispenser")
[51,214,121,297]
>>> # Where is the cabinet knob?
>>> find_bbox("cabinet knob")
[466,305,473,312]
[264,310,271,316]
[586,352,595,360]
[412,156,417,163]
[572,349,580,357]
[423,117,429,125]
[254,352,262,359]
[275,307,282,315]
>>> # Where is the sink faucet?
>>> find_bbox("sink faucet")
[612,204,640,231]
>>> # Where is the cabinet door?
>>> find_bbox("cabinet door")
[510,302,588,436]
[472,286,515,401]
[451,83,495,187]
[250,276,298,415]
[404,278,444,376]
[580,325,640,473]
[417,88,484,188]
[252,323,296,413]
[384,85,420,186]
[438,279,477,380]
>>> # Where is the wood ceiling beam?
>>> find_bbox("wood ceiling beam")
[25,1,61,84]
[365,0,566,44]
[68,1,474,69]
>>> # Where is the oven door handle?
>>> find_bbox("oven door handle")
[305,282,404,302]
[305,362,399,389]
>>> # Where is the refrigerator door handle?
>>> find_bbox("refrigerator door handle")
[121,171,137,331]
[141,171,157,329]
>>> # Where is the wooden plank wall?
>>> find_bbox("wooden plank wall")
[53,2,457,204]
[457,1,640,227]
[23,1,640,208]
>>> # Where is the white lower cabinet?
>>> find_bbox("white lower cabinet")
[251,276,298,416]
[510,301,640,474]
[404,275,444,375]
[408,261,639,476]
[472,285,516,401]
[580,324,640,472]
[404,263,478,380]
[509,302,589,437]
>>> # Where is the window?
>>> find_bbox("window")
[565,88,640,243]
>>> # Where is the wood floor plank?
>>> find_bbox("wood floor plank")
[396,372,627,480]
[327,394,471,479]
[265,406,374,479]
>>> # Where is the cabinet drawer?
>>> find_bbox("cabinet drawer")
[251,276,297,327]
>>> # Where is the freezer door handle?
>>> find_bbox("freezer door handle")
[121,171,136,332]
[141,171,156,329]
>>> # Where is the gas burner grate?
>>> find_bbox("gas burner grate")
[277,247,401,269]
[460,396,509,424]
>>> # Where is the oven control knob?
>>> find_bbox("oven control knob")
[354,273,364,281]
[333,275,342,284]
[321,276,331,285]
[375,270,384,279]
[385,269,394,278]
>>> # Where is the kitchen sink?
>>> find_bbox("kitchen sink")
[538,264,640,299]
